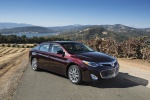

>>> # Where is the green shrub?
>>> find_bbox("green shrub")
[7,44,11,47]
[26,45,30,48]
[12,44,16,47]
[30,46,34,48]
[2,44,5,47]
[17,45,20,48]
[33,44,37,47]
[26,45,34,48]
[22,45,25,48]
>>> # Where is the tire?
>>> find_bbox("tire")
[68,65,82,84]
[31,58,39,71]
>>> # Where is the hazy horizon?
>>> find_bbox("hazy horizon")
[0,0,150,28]
[1,22,150,29]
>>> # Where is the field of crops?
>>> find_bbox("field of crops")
[0,47,30,99]
[0,47,28,67]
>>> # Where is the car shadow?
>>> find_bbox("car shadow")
[37,69,148,88]
[37,69,67,78]
[82,72,148,88]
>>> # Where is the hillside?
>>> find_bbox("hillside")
[48,25,92,32]
[100,24,137,32]
[48,24,150,33]
[140,28,150,32]
[0,22,32,29]
[0,26,54,34]
[58,25,150,42]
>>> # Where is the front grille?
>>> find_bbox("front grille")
[100,67,119,79]
[101,69,115,78]
[102,64,112,66]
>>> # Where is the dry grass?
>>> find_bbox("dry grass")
[0,47,30,69]
[0,47,30,100]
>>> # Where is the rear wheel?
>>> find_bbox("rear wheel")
[68,65,82,84]
[31,58,39,71]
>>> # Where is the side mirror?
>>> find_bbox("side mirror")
[57,50,65,55]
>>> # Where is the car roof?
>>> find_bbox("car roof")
[41,41,81,44]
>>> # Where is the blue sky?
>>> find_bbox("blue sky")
[0,0,150,28]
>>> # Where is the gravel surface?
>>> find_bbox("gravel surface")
[118,58,150,88]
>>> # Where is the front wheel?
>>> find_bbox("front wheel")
[31,58,39,71]
[68,65,82,84]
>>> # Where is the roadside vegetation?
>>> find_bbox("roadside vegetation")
[87,36,150,62]
[0,43,37,48]
[0,34,69,44]
[57,27,150,62]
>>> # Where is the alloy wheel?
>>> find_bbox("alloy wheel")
[31,58,38,71]
[68,65,82,84]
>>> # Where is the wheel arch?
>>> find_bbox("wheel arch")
[30,57,34,64]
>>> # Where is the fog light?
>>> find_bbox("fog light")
[91,74,98,80]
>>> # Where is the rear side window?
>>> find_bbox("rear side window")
[33,45,40,50]
[39,44,50,52]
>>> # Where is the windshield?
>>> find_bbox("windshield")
[62,43,94,54]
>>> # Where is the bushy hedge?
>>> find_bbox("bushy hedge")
[0,35,69,44]
[0,44,34,48]
[88,36,150,61]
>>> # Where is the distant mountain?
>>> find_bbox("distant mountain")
[100,24,137,32]
[139,28,150,32]
[0,23,150,36]
[0,26,53,34]
[48,24,150,33]
[48,25,92,32]
[58,24,150,42]
[0,22,32,29]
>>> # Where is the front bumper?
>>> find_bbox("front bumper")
[81,62,119,82]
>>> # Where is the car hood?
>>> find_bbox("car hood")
[74,51,116,62]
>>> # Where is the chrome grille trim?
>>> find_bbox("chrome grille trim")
[98,60,118,67]
[100,67,119,79]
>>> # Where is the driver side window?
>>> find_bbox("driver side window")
[50,44,63,54]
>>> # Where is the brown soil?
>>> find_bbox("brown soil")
[118,58,150,71]
[0,47,29,100]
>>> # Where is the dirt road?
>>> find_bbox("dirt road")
[13,58,150,100]
[118,58,150,88]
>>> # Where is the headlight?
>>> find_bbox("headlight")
[82,60,103,67]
